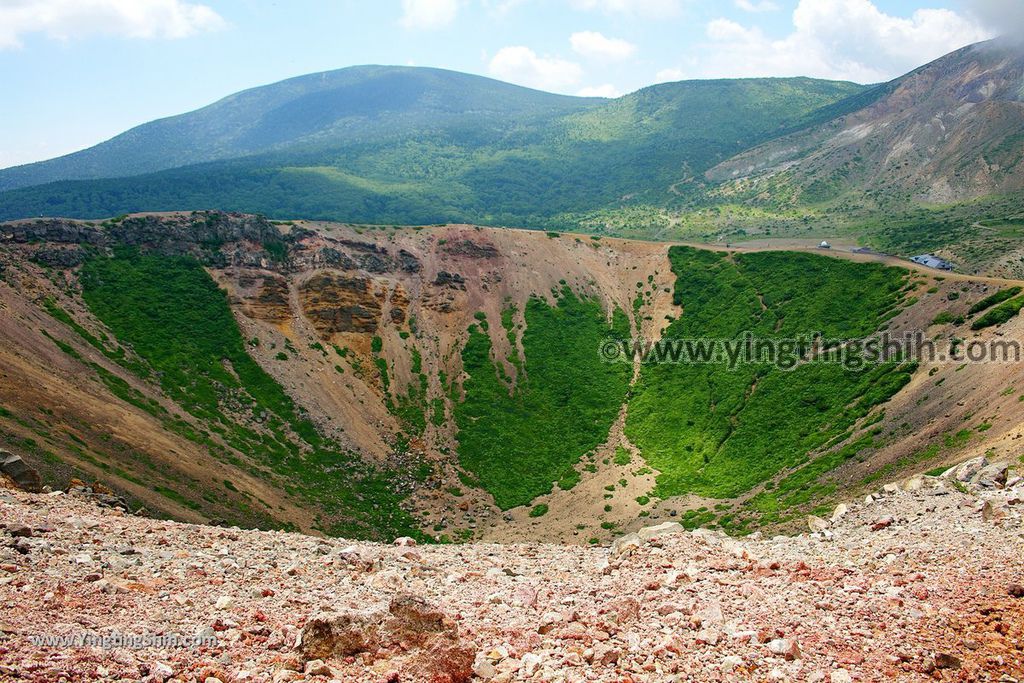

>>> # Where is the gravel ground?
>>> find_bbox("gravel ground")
[0,460,1022,683]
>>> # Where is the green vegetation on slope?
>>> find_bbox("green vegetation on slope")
[626,248,916,503]
[454,288,631,509]
[79,250,425,540]
[969,287,1023,315]
[972,294,1024,330]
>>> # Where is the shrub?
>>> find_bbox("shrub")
[971,295,1024,330]
[969,287,1022,315]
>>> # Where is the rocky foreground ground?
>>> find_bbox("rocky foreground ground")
[0,458,1022,683]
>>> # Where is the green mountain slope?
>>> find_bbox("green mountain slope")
[626,248,917,532]
[0,66,600,192]
[0,71,864,224]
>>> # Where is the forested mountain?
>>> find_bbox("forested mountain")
[0,68,864,224]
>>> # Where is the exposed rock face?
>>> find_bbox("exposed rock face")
[434,271,466,290]
[707,41,1024,204]
[288,237,421,276]
[107,212,283,254]
[388,285,409,324]
[336,239,395,273]
[28,246,89,268]
[0,211,285,267]
[0,220,104,245]
[398,249,421,272]
[314,247,358,270]
[239,273,292,324]
[442,239,499,259]
[299,273,381,336]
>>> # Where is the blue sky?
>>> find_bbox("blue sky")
[0,0,1006,168]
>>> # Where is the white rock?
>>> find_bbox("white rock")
[473,658,497,680]
[767,638,800,659]
[830,670,853,683]
[807,515,829,533]
[696,628,720,645]
[149,661,174,682]
[215,595,234,610]
[903,476,924,492]
[520,653,543,678]
[942,456,988,483]
[830,504,849,523]
[720,655,744,672]
[609,533,642,558]
[304,659,332,676]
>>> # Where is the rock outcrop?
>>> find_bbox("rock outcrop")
[298,273,381,336]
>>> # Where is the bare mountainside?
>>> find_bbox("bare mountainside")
[2,211,1024,544]
[708,40,1024,206]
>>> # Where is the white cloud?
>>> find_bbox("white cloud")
[570,30,636,61]
[484,0,529,15]
[569,0,683,19]
[963,0,1024,39]
[400,0,460,30]
[734,0,779,12]
[577,83,621,97]
[0,0,225,49]
[691,0,993,83]
[654,67,686,83]
[488,45,583,92]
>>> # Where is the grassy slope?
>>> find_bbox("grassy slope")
[625,248,917,530]
[78,251,427,541]
[454,288,632,509]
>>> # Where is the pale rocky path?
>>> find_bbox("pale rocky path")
[0,458,1022,683]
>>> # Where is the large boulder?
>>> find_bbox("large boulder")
[806,515,829,533]
[0,451,42,493]
[971,462,1010,489]
[637,522,685,542]
[300,608,383,659]
[940,456,988,483]
[609,532,642,559]
[382,594,453,647]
